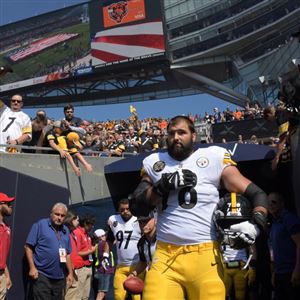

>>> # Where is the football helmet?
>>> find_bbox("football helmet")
[214,192,253,248]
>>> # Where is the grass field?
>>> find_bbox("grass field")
[0,22,90,85]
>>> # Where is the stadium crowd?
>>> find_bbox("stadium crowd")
[7,100,266,157]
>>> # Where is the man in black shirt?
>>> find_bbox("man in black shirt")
[64,104,82,127]
[129,212,157,278]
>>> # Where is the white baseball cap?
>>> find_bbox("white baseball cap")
[94,229,106,237]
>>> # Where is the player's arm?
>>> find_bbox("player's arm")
[130,261,147,277]
[130,168,197,215]
[221,165,268,247]
[129,173,160,217]
[221,165,268,217]
[106,225,115,250]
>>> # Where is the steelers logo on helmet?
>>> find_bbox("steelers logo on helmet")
[196,157,209,168]
[153,161,165,172]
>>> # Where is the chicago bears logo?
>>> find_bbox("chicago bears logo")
[108,1,128,23]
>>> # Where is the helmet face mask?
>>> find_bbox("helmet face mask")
[214,193,253,247]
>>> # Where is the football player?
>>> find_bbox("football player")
[129,115,268,300]
[106,198,142,300]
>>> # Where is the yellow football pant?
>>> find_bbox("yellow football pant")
[113,264,144,300]
[143,241,225,300]
[223,263,248,300]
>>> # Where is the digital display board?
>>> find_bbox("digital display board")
[0,0,166,93]
[89,0,166,67]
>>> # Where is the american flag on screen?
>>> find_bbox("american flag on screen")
[9,33,79,62]
[90,21,165,65]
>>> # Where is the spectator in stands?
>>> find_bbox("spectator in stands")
[82,135,98,156]
[0,95,32,153]
[237,134,245,144]
[34,110,51,125]
[107,132,126,157]
[65,132,93,174]
[125,126,141,154]
[62,119,86,138]
[263,105,294,210]
[213,108,222,123]
[268,192,300,300]
[47,124,92,176]
[224,107,233,122]
[233,108,243,121]
[22,116,48,153]
[244,102,256,120]
[64,104,82,127]
[204,112,211,123]
[253,103,263,118]
[249,135,259,144]
[140,127,159,152]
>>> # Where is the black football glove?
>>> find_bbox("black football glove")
[153,169,197,197]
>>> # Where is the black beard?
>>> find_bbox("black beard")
[121,215,132,222]
[167,140,194,161]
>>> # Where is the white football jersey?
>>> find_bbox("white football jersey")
[143,146,236,245]
[0,103,32,152]
[108,214,141,266]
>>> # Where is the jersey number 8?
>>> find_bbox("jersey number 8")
[178,186,197,209]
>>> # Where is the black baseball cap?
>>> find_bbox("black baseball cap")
[136,211,155,222]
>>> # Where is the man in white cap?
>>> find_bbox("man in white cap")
[94,229,115,300]
[0,192,15,300]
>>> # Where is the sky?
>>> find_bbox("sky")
[0,0,237,121]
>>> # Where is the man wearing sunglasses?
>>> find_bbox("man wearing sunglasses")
[0,95,31,152]
[0,192,15,300]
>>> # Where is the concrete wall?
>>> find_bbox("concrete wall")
[0,152,122,205]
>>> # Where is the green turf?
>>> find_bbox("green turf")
[0,22,90,84]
